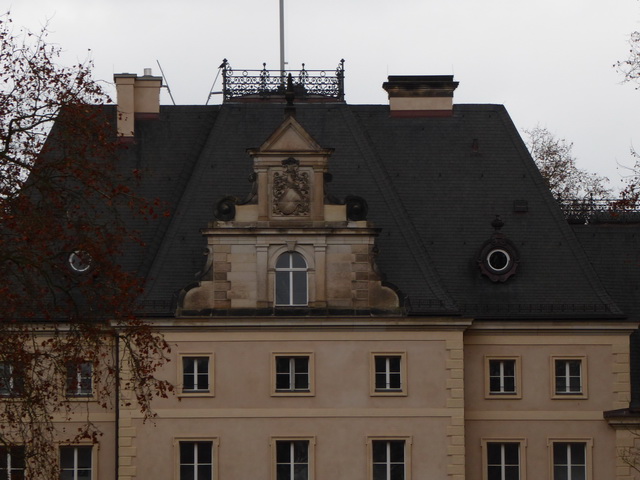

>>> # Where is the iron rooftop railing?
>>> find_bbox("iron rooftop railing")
[221,59,345,102]
[558,197,640,224]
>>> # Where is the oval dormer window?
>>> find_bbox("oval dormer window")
[275,252,308,306]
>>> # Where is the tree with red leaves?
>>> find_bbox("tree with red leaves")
[0,13,170,478]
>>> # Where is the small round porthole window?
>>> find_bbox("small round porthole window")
[68,251,92,273]
[487,249,510,273]
[478,241,519,282]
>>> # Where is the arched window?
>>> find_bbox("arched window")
[275,252,308,306]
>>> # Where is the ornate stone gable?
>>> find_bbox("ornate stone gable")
[177,115,400,316]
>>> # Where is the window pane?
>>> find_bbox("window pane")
[372,441,387,462]
[180,443,195,464]
[77,447,92,468]
[553,443,567,463]
[487,443,502,465]
[389,441,404,462]
[372,464,387,480]
[276,442,291,463]
[390,464,405,480]
[570,443,585,463]
[294,373,308,390]
[197,442,212,463]
[180,465,194,480]
[294,357,308,374]
[292,271,307,305]
[293,464,308,480]
[503,443,519,464]
[505,465,519,480]
[291,252,306,268]
[487,466,501,480]
[388,357,401,372]
[198,465,212,480]
[389,372,401,389]
[276,271,290,305]
[293,441,308,462]
[571,466,586,480]
[276,253,291,268]
[60,448,75,469]
[554,466,568,480]
[375,373,386,390]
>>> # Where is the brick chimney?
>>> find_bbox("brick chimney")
[382,75,459,117]
[114,69,162,138]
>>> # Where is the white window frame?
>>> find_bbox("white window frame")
[481,438,527,480]
[548,439,592,480]
[272,353,314,397]
[370,353,407,396]
[271,437,315,480]
[0,446,25,480]
[368,436,411,480]
[59,445,93,480]
[179,354,214,397]
[66,362,93,398]
[551,356,587,399]
[485,356,521,399]
[274,251,308,306]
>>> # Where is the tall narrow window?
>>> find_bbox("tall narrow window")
[372,440,405,480]
[183,357,210,393]
[487,442,520,480]
[60,446,92,480]
[0,446,25,480]
[554,359,582,395]
[275,356,310,392]
[275,252,308,306]
[489,359,516,395]
[66,362,93,397]
[180,441,213,480]
[276,440,309,480]
[553,442,586,480]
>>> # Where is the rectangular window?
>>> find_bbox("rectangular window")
[487,442,520,480]
[552,442,586,480]
[489,359,516,395]
[371,353,407,396]
[180,441,213,480]
[60,446,92,480]
[66,362,93,397]
[0,363,23,397]
[0,446,25,480]
[554,359,584,396]
[275,356,310,393]
[372,440,405,480]
[275,440,309,480]
[182,357,210,393]
[375,356,402,391]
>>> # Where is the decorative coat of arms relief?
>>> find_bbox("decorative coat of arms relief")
[272,158,310,216]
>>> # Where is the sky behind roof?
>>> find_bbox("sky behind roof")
[8,0,640,192]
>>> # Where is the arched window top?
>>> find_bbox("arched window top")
[275,252,308,306]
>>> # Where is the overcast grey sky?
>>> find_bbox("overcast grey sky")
[8,0,640,192]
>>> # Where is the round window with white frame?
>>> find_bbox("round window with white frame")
[68,250,93,273]
[275,251,308,306]
[486,248,510,273]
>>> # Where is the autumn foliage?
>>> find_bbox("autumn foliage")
[0,13,170,478]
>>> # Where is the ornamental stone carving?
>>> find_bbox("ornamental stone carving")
[272,158,310,216]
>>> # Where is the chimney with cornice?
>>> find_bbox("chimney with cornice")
[114,69,162,138]
[382,75,459,118]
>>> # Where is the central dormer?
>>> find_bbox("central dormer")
[177,113,400,316]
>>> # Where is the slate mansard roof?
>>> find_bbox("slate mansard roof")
[110,101,625,320]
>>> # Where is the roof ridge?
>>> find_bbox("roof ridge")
[340,106,458,312]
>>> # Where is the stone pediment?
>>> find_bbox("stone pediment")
[249,116,332,156]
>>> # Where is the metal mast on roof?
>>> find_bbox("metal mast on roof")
[280,0,285,85]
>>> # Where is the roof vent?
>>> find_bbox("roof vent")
[382,75,459,118]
